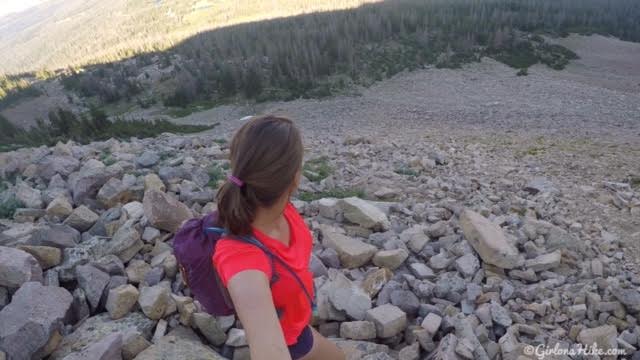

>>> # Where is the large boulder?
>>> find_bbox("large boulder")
[138,285,172,320]
[321,227,377,269]
[0,246,43,288]
[17,245,62,269]
[106,285,140,320]
[0,282,73,360]
[75,264,110,312]
[28,224,80,248]
[37,156,81,178]
[103,223,143,263]
[459,209,523,269]
[50,312,154,360]
[61,333,123,360]
[365,304,407,338]
[15,181,43,209]
[69,160,122,205]
[143,190,193,233]
[64,206,99,232]
[338,197,390,231]
[327,269,372,320]
[97,178,133,208]
[134,327,225,360]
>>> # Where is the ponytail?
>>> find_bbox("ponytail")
[215,115,303,236]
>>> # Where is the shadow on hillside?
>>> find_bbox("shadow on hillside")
[1,0,637,129]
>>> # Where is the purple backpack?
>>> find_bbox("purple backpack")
[172,211,314,316]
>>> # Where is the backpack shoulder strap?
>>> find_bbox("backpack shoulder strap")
[238,235,315,308]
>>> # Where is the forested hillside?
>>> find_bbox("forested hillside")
[1,0,639,129]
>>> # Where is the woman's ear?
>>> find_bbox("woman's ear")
[289,169,302,195]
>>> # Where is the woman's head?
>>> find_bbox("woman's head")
[216,115,303,235]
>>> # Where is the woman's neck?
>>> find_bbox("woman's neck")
[252,196,288,233]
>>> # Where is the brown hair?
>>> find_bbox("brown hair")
[216,115,303,235]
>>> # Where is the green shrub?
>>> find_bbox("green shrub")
[0,107,217,152]
[207,164,225,188]
[297,188,366,202]
[517,68,528,76]
[0,195,23,219]
[303,157,332,182]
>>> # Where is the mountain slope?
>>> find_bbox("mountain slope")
[0,0,381,74]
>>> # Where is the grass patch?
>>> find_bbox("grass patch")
[394,166,420,177]
[166,99,223,118]
[213,138,227,145]
[297,188,366,202]
[517,68,528,76]
[99,151,116,166]
[303,157,332,182]
[0,195,23,219]
[207,164,225,188]
[630,176,640,189]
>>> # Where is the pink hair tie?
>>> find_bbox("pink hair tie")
[227,174,244,187]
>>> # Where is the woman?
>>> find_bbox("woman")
[212,115,345,360]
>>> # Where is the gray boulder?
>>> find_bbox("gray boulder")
[0,246,43,288]
[75,264,110,312]
[143,190,193,233]
[50,312,154,360]
[61,333,123,360]
[134,327,225,360]
[0,282,73,360]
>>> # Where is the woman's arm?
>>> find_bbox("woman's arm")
[227,269,292,360]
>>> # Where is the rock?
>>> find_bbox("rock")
[398,342,420,360]
[408,263,435,280]
[121,332,151,360]
[524,250,562,272]
[17,245,62,269]
[455,253,480,277]
[71,288,90,324]
[69,161,120,205]
[141,227,161,243]
[28,224,80,248]
[135,327,225,360]
[459,209,523,269]
[321,229,377,268]
[136,151,160,168]
[64,206,99,232]
[372,248,408,270]
[339,197,391,231]
[318,198,341,219]
[310,253,328,277]
[0,282,73,360]
[226,328,248,347]
[152,319,168,343]
[143,174,166,193]
[92,255,126,276]
[106,285,139,320]
[15,181,43,209]
[611,287,640,313]
[76,264,110,312]
[429,333,458,360]
[327,270,372,320]
[490,302,512,327]
[138,285,172,320]
[105,224,143,263]
[421,313,442,335]
[143,190,193,233]
[400,226,430,253]
[50,313,154,360]
[365,304,407,338]
[126,260,151,284]
[61,332,122,360]
[577,325,618,352]
[340,321,377,340]
[122,202,144,221]
[0,246,43,288]
[524,177,559,195]
[390,290,420,316]
[192,312,227,346]
[37,156,80,178]
[429,251,452,270]
[318,248,341,268]
[334,339,390,360]
[362,267,393,298]
[46,196,73,218]
[97,178,132,207]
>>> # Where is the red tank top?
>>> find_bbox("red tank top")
[212,202,314,345]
